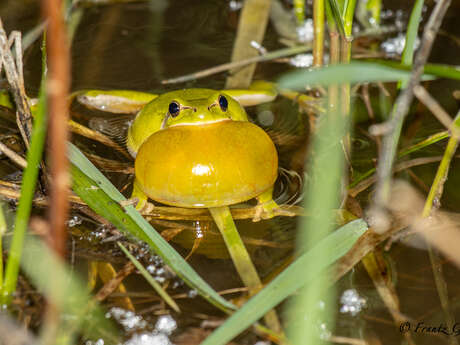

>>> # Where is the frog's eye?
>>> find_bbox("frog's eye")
[168,101,181,117]
[218,95,228,112]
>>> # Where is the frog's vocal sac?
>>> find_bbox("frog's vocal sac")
[127,88,279,211]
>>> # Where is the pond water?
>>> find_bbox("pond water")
[1,0,460,344]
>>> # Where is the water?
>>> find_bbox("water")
[1,0,460,344]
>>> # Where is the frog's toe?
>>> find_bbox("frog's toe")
[120,197,154,213]
[253,200,299,222]
[119,197,140,208]
[252,199,278,222]
[253,206,263,222]
[140,201,155,214]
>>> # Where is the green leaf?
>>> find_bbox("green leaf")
[2,37,48,304]
[201,219,368,345]
[371,59,460,81]
[349,130,450,189]
[343,0,357,37]
[326,0,347,38]
[401,0,424,67]
[398,130,449,157]
[278,61,460,90]
[278,62,412,89]
[21,237,118,343]
[68,143,235,312]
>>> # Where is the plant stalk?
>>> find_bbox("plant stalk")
[2,39,48,305]
[43,0,71,256]
[313,0,325,66]
[373,0,451,215]
[225,0,272,88]
[209,206,282,334]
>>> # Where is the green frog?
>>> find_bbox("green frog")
[77,81,290,221]
[77,81,294,298]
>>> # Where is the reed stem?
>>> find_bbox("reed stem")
[313,0,325,66]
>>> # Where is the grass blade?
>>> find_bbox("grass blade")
[0,204,6,288]
[326,0,347,38]
[401,0,424,70]
[68,143,235,312]
[278,60,460,90]
[21,237,117,343]
[398,130,449,157]
[278,62,417,89]
[200,219,368,345]
[343,0,357,38]
[349,130,450,189]
[117,242,180,313]
[2,41,48,304]
[369,59,460,81]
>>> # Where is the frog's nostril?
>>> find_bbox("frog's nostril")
[193,107,197,112]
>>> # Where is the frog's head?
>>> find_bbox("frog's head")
[127,89,248,157]
[163,90,247,127]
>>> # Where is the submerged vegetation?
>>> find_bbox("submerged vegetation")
[0,0,459,344]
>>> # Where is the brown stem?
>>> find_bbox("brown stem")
[373,0,452,214]
[225,0,272,88]
[42,0,71,257]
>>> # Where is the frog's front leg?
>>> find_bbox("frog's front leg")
[253,187,297,222]
[129,178,154,212]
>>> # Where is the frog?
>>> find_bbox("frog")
[76,82,295,303]
[76,81,290,221]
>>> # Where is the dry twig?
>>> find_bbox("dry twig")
[371,0,453,230]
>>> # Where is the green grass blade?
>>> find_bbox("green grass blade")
[366,0,382,25]
[343,0,357,38]
[278,61,460,90]
[289,74,348,343]
[368,59,460,81]
[68,143,235,312]
[398,0,423,90]
[326,0,347,38]
[280,60,460,89]
[200,219,368,345]
[342,0,349,13]
[325,1,337,33]
[398,0,424,88]
[398,130,449,157]
[117,242,180,313]
[278,62,420,89]
[349,130,450,188]
[21,237,118,343]
[402,0,424,67]
[293,0,305,25]
[0,204,6,288]
[423,110,460,217]
[2,40,48,304]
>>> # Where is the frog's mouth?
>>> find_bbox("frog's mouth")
[166,118,232,129]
